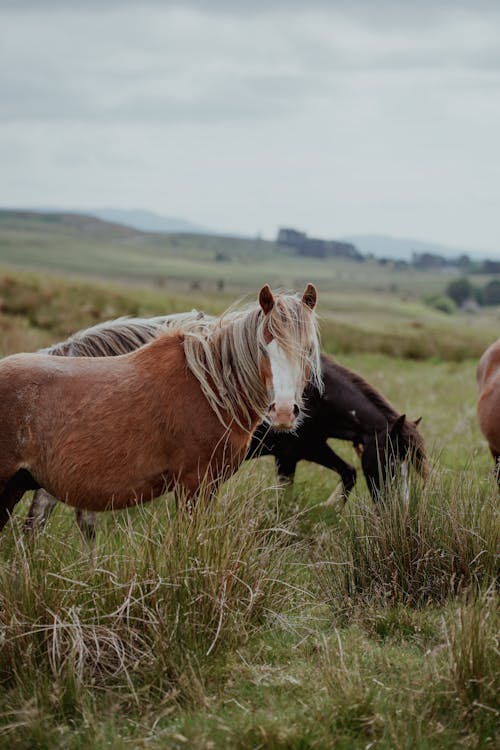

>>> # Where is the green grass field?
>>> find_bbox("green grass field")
[0,230,498,748]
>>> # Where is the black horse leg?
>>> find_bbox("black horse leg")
[0,488,25,531]
[274,455,298,487]
[304,442,357,501]
[0,471,38,531]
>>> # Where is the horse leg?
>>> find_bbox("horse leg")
[75,509,97,541]
[24,488,58,531]
[274,455,297,487]
[0,471,38,531]
[490,447,500,489]
[305,442,357,504]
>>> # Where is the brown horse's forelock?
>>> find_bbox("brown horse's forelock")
[266,294,322,394]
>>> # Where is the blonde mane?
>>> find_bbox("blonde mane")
[40,312,204,358]
[180,292,321,431]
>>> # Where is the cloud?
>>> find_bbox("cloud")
[0,1,499,252]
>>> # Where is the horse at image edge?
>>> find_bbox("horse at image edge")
[477,337,500,487]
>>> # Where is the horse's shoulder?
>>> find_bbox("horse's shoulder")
[477,339,500,389]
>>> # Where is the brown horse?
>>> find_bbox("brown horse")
[25,312,209,537]
[477,337,500,486]
[0,284,320,531]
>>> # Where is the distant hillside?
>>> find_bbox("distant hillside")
[11,207,215,236]
[341,234,498,262]
[88,209,214,235]
[0,209,462,299]
[0,209,293,291]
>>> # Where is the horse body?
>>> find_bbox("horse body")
[0,285,320,531]
[1,334,249,515]
[22,302,426,537]
[477,338,500,482]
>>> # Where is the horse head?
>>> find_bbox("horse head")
[361,414,422,500]
[258,283,320,431]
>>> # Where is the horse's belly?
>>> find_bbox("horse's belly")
[50,471,173,512]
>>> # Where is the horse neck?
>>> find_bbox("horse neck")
[321,360,395,437]
[183,312,269,432]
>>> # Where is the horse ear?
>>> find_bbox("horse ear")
[390,414,406,436]
[259,284,274,315]
[413,416,422,426]
[301,283,317,310]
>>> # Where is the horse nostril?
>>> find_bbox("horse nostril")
[293,404,300,418]
[269,402,276,413]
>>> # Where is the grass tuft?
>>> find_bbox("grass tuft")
[314,472,498,608]
[0,472,296,717]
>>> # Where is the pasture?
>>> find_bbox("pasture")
[0,262,498,749]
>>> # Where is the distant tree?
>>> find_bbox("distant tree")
[483,260,500,274]
[425,294,456,314]
[446,277,474,306]
[483,279,500,305]
[413,252,448,269]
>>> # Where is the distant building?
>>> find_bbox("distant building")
[277,228,363,261]
[411,252,449,269]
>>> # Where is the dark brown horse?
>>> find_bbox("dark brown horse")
[0,285,321,531]
[249,354,427,503]
[477,338,500,486]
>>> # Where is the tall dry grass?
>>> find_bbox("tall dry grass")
[444,588,499,714]
[0,473,296,714]
[314,471,498,607]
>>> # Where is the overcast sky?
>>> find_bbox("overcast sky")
[1,0,499,253]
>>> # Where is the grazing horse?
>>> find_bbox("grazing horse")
[0,284,321,532]
[249,354,427,503]
[477,338,500,486]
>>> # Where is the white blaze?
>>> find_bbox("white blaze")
[267,339,300,426]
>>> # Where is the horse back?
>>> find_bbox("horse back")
[318,355,391,439]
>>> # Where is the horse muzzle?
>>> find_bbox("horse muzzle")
[268,401,300,431]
